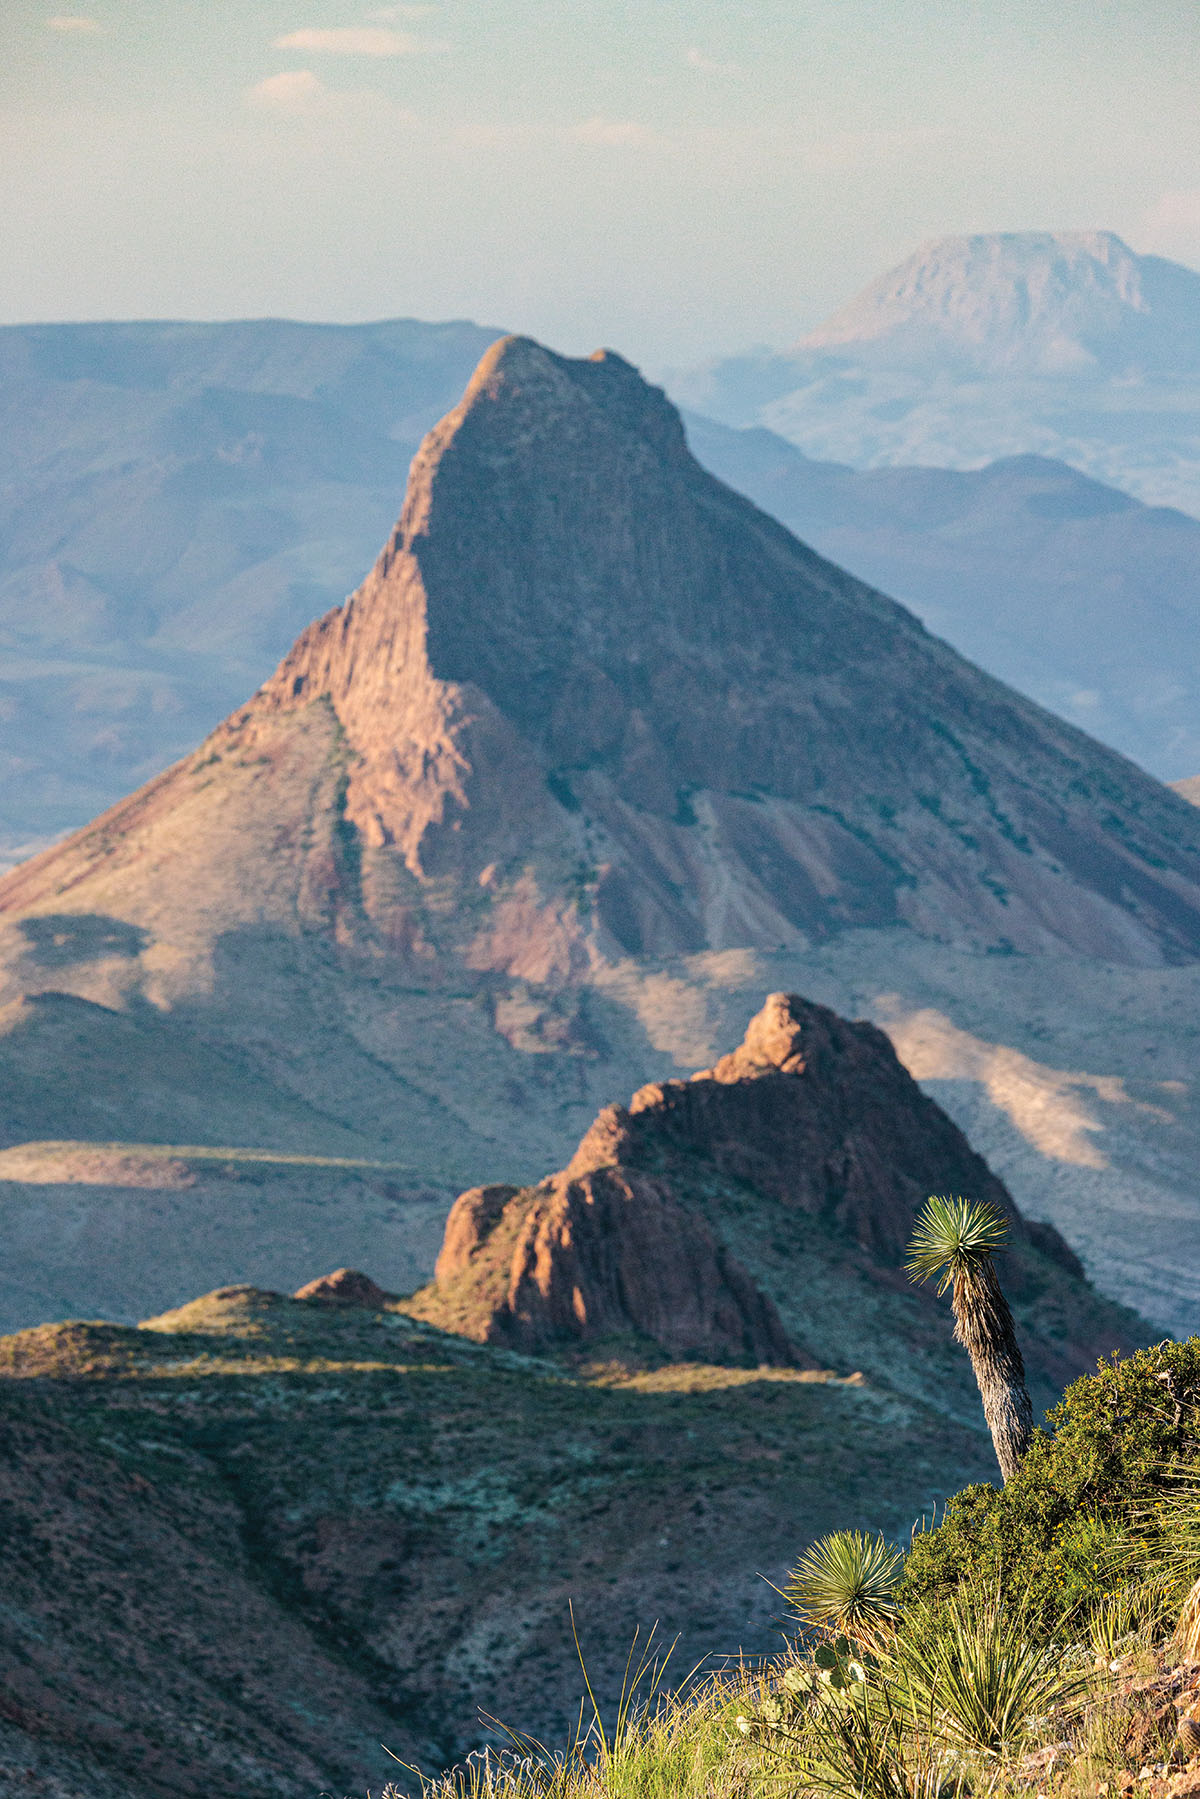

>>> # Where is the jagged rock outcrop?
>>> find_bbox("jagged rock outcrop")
[565,990,1024,1257]
[412,993,1121,1374]
[431,1171,799,1365]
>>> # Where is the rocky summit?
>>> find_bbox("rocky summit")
[5,332,1200,976]
[798,232,1200,379]
[411,992,1142,1415]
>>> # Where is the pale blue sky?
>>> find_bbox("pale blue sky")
[3,0,1199,363]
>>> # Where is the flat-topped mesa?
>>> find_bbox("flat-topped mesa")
[412,993,1091,1370]
[798,232,1200,378]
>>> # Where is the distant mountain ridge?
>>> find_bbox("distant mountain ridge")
[799,231,1200,377]
[668,231,1200,518]
[0,315,501,857]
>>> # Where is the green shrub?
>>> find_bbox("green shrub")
[901,1338,1200,1629]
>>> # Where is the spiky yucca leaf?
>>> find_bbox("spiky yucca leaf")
[893,1585,1089,1759]
[905,1196,1009,1295]
[788,1530,903,1638]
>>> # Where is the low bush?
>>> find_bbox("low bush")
[901,1338,1200,1627]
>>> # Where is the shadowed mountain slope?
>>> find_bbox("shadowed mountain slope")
[5,333,1200,974]
[684,416,1200,781]
[0,1283,997,1799]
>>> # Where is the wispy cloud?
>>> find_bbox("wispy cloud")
[46,14,104,32]
[685,47,742,75]
[245,69,328,111]
[272,26,448,56]
[245,66,420,125]
[569,117,655,149]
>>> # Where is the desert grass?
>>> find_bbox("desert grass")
[384,1562,1200,1799]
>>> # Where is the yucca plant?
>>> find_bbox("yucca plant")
[906,1195,1032,1482]
[1128,1467,1200,1659]
[787,1671,959,1799]
[787,1530,903,1642]
[893,1584,1089,1760]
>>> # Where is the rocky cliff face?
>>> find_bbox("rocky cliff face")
[411,993,1137,1400]
[6,332,1200,977]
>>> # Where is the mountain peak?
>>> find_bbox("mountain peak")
[6,330,1200,981]
[799,230,1200,376]
[442,333,688,465]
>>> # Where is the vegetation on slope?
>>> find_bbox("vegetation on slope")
[390,1337,1200,1799]
[0,1284,993,1799]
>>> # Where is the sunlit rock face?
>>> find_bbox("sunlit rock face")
[415,992,1138,1398]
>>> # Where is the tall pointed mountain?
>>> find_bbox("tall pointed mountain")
[4,332,1200,979]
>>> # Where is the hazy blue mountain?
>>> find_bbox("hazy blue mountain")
[0,317,502,859]
[684,413,1200,781]
[667,233,1200,518]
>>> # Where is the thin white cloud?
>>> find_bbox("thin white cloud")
[245,67,420,125]
[685,47,742,75]
[569,117,655,149]
[246,69,328,111]
[46,14,104,32]
[272,26,448,56]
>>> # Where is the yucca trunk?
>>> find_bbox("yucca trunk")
[951,1258,1033,1482]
